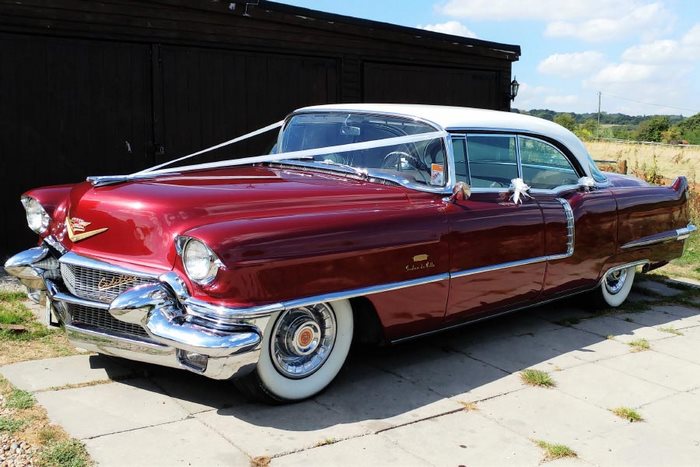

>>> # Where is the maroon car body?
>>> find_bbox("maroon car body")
[6,104,695,402]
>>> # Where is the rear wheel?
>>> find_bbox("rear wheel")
[234,300,353,403]
[595,265,636,308]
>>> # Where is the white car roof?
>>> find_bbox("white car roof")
[298,103,594,177]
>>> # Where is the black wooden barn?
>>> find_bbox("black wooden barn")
[0,0,520,258]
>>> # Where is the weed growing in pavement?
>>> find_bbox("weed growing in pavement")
[628,339,651,352]
[520,369,556,388]
[533,440,578,461]
[658,326,684,336]
[611,407,644,422]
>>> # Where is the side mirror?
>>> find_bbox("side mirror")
[447,181,471,203]
[578,176,596,191]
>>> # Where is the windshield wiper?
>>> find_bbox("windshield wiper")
[315,159,369,179]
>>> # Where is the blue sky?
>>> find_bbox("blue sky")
[280,0,700,116]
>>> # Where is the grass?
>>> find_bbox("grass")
[658,326,684,336]
[533,440,578,461]
[520,369,556,388]
[0,291,77,365]
[6,388,35,409]
[610,407,644,422]
[628,339,651,352]
[37,440,90,467]
[0,415,26,433]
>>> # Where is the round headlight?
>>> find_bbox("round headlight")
[21,196,51,234]
[182,238,222,285]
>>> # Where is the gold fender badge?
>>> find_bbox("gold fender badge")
[405,254,436,272]
[65,217,108,242]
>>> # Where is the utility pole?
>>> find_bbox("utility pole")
[597,91,602,140]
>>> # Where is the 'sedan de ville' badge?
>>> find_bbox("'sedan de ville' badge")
[406,253,435,272]
[65,217,108,242]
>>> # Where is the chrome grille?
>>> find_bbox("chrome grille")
[68,303,150,339]
[60,263,155,303]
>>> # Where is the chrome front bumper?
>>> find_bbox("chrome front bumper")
[4,245,272,380]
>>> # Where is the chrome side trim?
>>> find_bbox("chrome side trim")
[58,252,161,279]
[450,256,549,279]
[184,272,451,323]
[621,223,697,249]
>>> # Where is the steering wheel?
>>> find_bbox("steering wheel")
[381,151,429,171]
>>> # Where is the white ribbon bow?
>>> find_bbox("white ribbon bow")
[509,178,532,204]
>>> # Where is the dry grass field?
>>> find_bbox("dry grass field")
[585,140,700,280]
[586,141,700,185]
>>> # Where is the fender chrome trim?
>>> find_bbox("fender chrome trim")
[621,223,697,249]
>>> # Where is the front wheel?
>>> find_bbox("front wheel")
[234,300,354,403]
[597,265,636,308]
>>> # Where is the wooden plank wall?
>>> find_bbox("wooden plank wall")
[0,0,518,258]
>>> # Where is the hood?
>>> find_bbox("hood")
[52,166,410,270]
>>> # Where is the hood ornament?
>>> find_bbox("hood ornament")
[65,217,108,242]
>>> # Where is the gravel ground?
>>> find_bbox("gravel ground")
[0,394,38,467]
[0,270,22,293]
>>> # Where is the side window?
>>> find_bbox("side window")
[451,137,469,184]
[519,137,579,189]
[466,135,518,188]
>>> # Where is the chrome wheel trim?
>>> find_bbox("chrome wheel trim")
[270,304,337,379]
[605,269,628,295]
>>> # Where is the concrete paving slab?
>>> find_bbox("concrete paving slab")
[554,362,675,409]
[148,367,247,415]
[651,333,700,365]
[571,315,670,342]
[531,326,632,364]
[610,308,689,328]
[477,387,622,442]
[453,331,587,374]
[381,410,543,467]
[195,400,375,458]
[641,391,700,435]
[600,350,700,392]
[634,280,683,297]
[580,419,700,466]
[312,362,464,432]
[272,434,431,467]
[370,345,522,402]
[0,354,136,392]
[625,291,657,304]
[649,305,700,328]
[84,418,246,467]
[35,379,190,439]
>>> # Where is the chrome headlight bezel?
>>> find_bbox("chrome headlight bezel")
[21,196,51,235]
[176,236,224,286]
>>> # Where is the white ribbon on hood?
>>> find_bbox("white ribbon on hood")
[509,178,532,204]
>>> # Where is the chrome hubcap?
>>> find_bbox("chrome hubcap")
[271,304,336,379]
[605,268,628,295]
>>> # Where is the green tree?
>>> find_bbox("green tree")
[554,113,576,131]
[635,116,670,142]
[661,126,682,143]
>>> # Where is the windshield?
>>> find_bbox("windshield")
[275,112,448,187]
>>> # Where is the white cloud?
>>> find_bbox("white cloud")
[436,0,635,21]
[543,95,580,106]
[538,51,606,78]
[418,21,477,38]
[437,0,675,42]
[621,40,679,63]
[544,3,674,42]
[589,63,657,83]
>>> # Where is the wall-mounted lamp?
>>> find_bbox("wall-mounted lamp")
[510,77,520,101]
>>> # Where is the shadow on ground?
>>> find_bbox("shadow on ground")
[93,284,699,433]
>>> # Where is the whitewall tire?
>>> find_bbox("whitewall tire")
[600,266,636,307]
[236,299,354,403]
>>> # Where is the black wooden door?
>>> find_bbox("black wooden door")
[0,33,152,257]
[363,62,498,108]
[157,45,339,164]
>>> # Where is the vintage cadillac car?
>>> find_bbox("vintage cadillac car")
[5,104,696,402]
